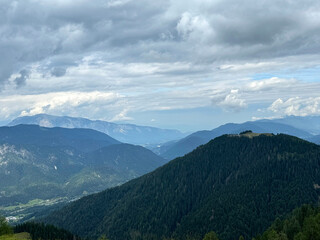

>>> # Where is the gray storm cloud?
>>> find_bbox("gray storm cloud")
[14,69,29,88]
[1,0,320,87]
[51,67,67,77]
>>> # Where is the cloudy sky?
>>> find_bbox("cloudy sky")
[1,0,320,131]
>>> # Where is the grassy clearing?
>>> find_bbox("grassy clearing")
[0,233,31,240]
[241,132,273,138]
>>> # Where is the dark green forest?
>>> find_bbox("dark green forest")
[255,204,320,240]
[196,204,320,240]
[44,133,320,240]
[3,204,320,240]
[14,222,81,240]
[1,216,81,240]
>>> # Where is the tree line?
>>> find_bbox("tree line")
[2,204,320,240]
[0,217,81,240]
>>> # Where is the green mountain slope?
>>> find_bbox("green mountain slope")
[87,144,165,176]
[0,126,165,221]
[0,144,84,204]
[44,133,320,240]
[0,143,164,220]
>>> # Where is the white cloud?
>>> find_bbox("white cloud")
[268,97,320,116]
[109,109,133,122]
[0,91,123,120]
[105,0,132,8]
[219,62,279,71]
[246,77,297,91]
[212,89,247,111]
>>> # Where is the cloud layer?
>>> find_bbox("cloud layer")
[1,0,320,128]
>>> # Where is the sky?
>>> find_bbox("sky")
[1,0,320,132]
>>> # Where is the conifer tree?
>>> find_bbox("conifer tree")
[203,231,219,240]
[0,215,13,236]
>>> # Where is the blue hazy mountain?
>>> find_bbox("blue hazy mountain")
[8,114,186,145]
[160,121,313,160]
[0,124,120,152]
[307,134,320,145]
[257,115,320,135]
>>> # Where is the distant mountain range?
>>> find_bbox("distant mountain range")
[43,132,320,240]
[0,124,120,153]
[8,114,320,161]
[0,125,165,221]
[159,119,314,160]
[8,114,187,145]
[261,115,320,135]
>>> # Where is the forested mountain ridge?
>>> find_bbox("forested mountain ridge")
[44,133,320,240]
[8,114,187,145]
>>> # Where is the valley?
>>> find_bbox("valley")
[0,198,67,223]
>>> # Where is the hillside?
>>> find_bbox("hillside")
[8,114,186,145]
[44,133,320,240]
[87,144,166,176]
[0,144,84,205]
[0,233,30,240]
[0,126,165,221]
[160,121,312,160]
